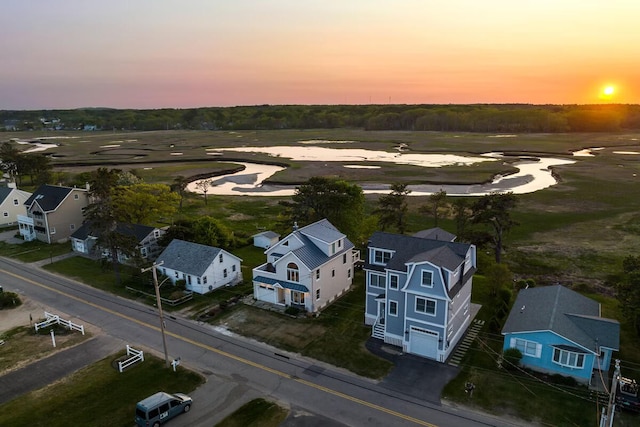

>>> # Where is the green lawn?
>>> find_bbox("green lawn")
[0,240,71,262]
[0,352,204,427]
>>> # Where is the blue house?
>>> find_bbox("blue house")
[364,228,477,362]
[502,285,620,385]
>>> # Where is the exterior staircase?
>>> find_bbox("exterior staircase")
[372,321,385,340]
[448,319,485,367]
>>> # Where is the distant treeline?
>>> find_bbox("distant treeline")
[2,104,640,133]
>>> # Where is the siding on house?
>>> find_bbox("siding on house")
[364,229,476,362]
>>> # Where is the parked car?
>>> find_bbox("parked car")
[135,391,192,427]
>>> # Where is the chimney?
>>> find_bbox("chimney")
[293,221,298,232]
[85,182,90,191]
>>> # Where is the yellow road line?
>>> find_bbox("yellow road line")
[4,268,437,427]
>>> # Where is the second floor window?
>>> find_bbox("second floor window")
[373,250,391,265]
[370,273,386,289]
[287,262,299,282]
[389,275,399,290]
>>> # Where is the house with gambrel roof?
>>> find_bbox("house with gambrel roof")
[502,285,619,385]
[364,229,476,362]
[252,219,360,313]
[155,239,242,294]
[18,184,89,243]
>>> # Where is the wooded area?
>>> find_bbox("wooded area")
[2,104,640,133]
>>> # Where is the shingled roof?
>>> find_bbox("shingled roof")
[24,184,85,212]
[367,231,470,272]
[71,222,158,243]
[156,239,236,277]
[502,285,619,352]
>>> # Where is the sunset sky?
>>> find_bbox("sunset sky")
[2,0,639,109]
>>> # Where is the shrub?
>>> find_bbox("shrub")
[175,279,187,291]
[503,348,523,369]
[0,291,22,309]
[285,306,301,316]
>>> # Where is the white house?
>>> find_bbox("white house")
[252,230,280,249]
[0,184,31,227]
[155,239,242,294]
[252,219,360,313]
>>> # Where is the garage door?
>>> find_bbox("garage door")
[409,327,439,359]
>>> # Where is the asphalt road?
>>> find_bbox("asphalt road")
[0,256,523,427]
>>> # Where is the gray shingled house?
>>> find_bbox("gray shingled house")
[502,285,619,385]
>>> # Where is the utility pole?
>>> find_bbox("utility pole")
[600,359,621,427]
[141,261,169,368]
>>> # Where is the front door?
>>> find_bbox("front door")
[378,301,386,325]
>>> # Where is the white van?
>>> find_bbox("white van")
[135,392,192,427]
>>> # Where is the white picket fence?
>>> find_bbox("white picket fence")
[118,345,144,373]
[34,311,85,335]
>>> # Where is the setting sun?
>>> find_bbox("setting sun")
[604,85,615,96]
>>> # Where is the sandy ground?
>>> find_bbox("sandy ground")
[0,295,99,336]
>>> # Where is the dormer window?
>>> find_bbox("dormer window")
[373,249,391,265]
[422,271,433,288]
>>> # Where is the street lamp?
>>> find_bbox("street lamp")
[141,261,170,367]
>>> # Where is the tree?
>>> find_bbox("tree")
[485,261,513,297]
[452,198,470,239]
[172,176,190,210]
[84,168,128,284]
[0,142,20,182]
[282,177,364,241]
[195,179,212,205]
[423,189,447,227]
[616,255,640,335]
[192,216,235,249]
[471,192,518,263]
[113,183,179,224]
[374,183,411,234]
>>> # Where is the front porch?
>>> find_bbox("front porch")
[17,215,36,242]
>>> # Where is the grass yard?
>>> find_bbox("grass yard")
[215,398,288,427]
[0,240,71,263]
[0,351,204,427]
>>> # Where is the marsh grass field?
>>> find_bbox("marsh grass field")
[5,129,640,425]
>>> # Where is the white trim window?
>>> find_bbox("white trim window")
[389,300,398,316]
[553,348,585,369]
[389,274,399,290]
[421,270,433,288]
[316,289,320,300]
[415,297,436,315]
[369,273,386,289]
[511,338,542,358]
[373,249,391,265]
[287,263,300,282]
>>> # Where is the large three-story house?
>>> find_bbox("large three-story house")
[252,219,360,313]
[364,228,476,362]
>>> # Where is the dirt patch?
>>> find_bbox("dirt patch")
[0,296,51,334]
[0,296,99,375]
[218,306,326,350]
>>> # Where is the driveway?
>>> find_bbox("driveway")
[366,338,459,404]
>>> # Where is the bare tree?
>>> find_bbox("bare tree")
[195,179,213,205]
